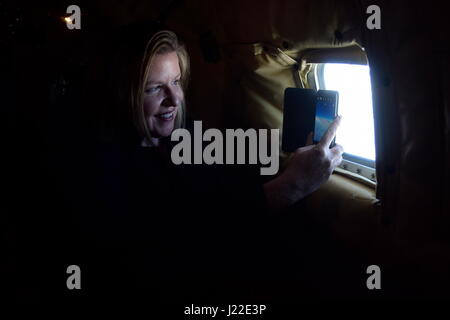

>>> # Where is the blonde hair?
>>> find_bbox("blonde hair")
[129,30,190,144]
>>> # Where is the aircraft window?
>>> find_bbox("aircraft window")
[315,63,376,183]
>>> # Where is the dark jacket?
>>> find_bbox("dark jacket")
[75,126,276,300]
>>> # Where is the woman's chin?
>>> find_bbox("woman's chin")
[148,118,174,137]
[154,124,175,139]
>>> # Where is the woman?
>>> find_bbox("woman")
[114,28,189,148]
[83,22,343,299]
[104,23,343,210]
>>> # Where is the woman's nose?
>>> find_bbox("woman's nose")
[162,87,180,107]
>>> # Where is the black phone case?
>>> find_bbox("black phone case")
[282,88,316,152]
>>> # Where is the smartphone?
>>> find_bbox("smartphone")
[313,90,339,147]
[282,88,316,152]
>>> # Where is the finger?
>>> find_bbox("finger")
[330,144,344,168]
[330,143,344,157]
[319,115,342,149]
[332,155,343,168]
[305,132,313,146]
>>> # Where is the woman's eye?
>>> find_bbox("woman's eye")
[145,86,160,94]
[173,79,180,86]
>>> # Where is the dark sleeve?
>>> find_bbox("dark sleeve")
[172,120,276,272]
[175,160,276,283]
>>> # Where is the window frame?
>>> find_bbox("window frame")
[313,63,377,183]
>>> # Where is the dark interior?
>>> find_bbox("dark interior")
[3,0,450,305]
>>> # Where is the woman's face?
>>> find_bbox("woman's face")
[143,51,184,139]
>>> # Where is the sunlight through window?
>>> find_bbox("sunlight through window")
[322,63,375,161]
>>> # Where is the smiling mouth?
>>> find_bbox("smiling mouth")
[156,111,175,121]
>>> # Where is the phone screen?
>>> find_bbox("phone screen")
[313,93,338,143]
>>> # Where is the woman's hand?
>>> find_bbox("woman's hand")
[263,116,344,211]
